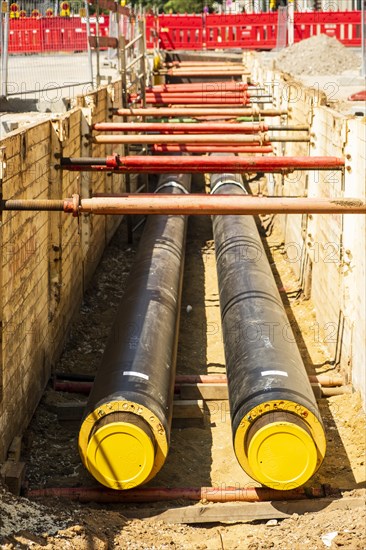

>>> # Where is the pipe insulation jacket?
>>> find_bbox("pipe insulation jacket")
[210,160,326,490]
[78,173,191,490]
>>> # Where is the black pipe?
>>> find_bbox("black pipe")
[78,173,191,490]
[210,162,326,491]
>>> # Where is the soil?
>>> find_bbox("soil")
[1,176,365,549]
[272,35,361,76]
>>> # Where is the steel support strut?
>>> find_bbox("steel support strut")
[92,122,309,133]
[59,155,345,172]
[3,196,365,216]
[112,108,289,117]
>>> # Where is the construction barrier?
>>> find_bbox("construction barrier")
[7,15,110,53]
[145,11,362,50]
[3,11,362,54]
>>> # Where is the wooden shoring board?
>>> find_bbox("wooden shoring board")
[122,496,366,524]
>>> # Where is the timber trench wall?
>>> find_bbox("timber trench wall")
[251,55,366,407]
[0,82,134,461]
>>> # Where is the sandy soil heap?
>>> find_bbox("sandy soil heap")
[275,35,361,76]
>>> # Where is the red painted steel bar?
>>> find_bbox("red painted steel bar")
[113,108,288,117]
[63,155,344,170]
[93,134,310,144]
[93,134,264,145]
[93,122,267,133]
[61,155,344,172]
[150,145,274,153]
[161,70,250,76]
[146,82,251,93]
[130,92,256,101]
[133,96,250,105]
[26,485,326,503]
[52,373,345,395]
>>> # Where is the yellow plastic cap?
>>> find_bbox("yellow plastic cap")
[86,420,155,490]
[247,414,318,490]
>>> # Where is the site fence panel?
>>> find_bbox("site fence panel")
[7,14,110,54]
[145,11,362,50]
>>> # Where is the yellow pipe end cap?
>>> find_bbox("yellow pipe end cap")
[86,421,155,490]
[247,421,318,490]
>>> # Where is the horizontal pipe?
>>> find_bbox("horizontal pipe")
[92,134,311,145]
[146,82,250,93]
[92,122,309,134]
[53,373,346,395]
[55,372,345,387]
[4,195,364,215]
[61,155,345,171]
[160,70,251,76]
[164,61,247,66]
[113,108,288,117]
[93,122,266,133]
[77,196,365,215]
[131,91,250,99]
[93,134,264,144]
[26,485,326,503]
[140,97,250,105]
[150,145,274,153]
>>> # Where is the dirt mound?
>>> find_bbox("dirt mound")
[275,34,361,76]
[0,483,70,540]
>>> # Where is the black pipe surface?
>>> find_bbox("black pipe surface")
[78,173,191,490]
[210,162,326,490]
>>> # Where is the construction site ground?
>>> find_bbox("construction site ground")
[0,175,365,549]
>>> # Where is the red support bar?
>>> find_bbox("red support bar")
[162,70,250,76]
[93,134,264,145]
[93,122,267,133]
[113,108,288,118]
[146,82,250,93]
[150,145,274,154]
[132,92,250,99]
[62,155,345,173]
[131,94,250,105]
[26,485,326,503]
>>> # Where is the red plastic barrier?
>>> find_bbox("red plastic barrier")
[293,11,362,47]
[154,14,203,50]
[8,12,362,54]
[205,13,278,49]
[145,11,362,51]
[8,15,110,54]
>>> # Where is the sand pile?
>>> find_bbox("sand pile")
[275,34,361,76]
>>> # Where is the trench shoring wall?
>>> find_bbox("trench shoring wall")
[0,82,127,461]
[251,57,366,409]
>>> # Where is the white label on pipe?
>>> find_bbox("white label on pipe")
[123,371,149,380]
[261,370,288,377]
